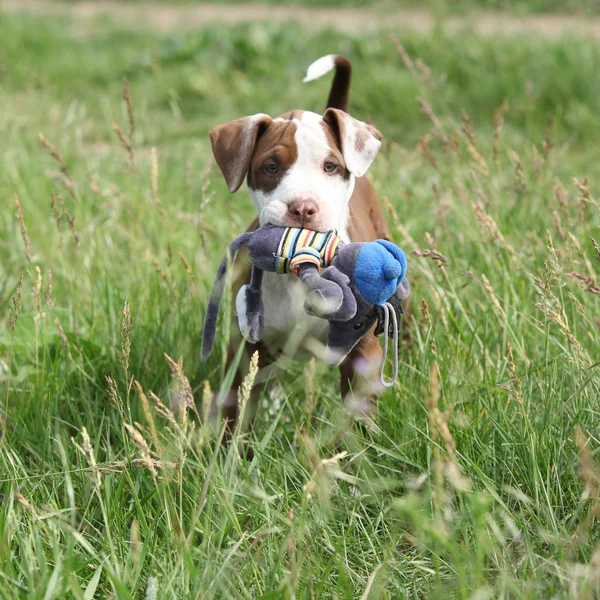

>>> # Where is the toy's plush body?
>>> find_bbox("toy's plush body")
[201,224,408,372]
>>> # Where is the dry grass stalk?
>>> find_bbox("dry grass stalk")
[16,493,39,518]
[493,99,509,172]
[14,195,32,263]
[471,201,517,258]
[135,381,163,453]
[542,115,554,159]
[58,194,79,246]
[45,270,55,309]
[466,141,489,175]
[32,266,42,313]
[460,110,476,146]
[166,242,173,267]
[119,301,132,374]
[590,237,600,261]
[8,272,23,340]
[418,137,438,170]
[382,196,419,251]
[574,427,600,537]
[554,179,570,219]
[150,390,179,429]
[55,317,73,361]
[481,274,506,321]
[421,297,431,323]
[151,254,173,291]
[124,423,157,477]
[546,229,560,276]
[573,177,598,221]
[50,190,63,249]
[568,291,586,318]
[113,78,136,166]
[106,375,125,420]
[532,265,590,365]
[151,146,159,203]
[98,458,176,473]
[389,33,415,73]
[38,133,71,179]
[417,97,448,144]
[505,342,523,409]
[511,151,527,192]
[411,249,449,266]
[39,134,77,199]
[178,252,196,281]
[236,351,260,435]
[88,173,103,198]
[81,426,101,486]
[426,363,471,495]
[532,145,545,177]
[566,272,600,296]
[164,354,195,414]
[553,211,566,242]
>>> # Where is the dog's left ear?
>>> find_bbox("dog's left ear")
[323,108,382,177]
[209,113,273,193]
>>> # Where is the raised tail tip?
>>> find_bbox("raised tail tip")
[303,54,339,83]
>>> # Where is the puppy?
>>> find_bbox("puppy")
[207,54,399,427]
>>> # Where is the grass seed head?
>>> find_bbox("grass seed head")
[236,351,260,433]
[14,195,32,263]
[32,266,42,312]
[164,354,194,415]
[106,375,125,419]
[54,317,73,361]
[8,272,23,340]
[135,381,162,453]
[45,270,55,309]
[119,301,132,374]
[124,423,157,478]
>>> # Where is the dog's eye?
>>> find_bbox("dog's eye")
[324,161,337,174]
[353,322,363,330]
[264,162,278,175]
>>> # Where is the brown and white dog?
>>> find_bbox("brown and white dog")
[208,54,395,426]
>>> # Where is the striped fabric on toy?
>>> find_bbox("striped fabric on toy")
[274,227,341,275]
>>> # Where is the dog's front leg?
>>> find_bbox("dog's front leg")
[339,328,383,422]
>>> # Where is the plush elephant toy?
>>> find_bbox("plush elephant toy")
[201,224,409,382]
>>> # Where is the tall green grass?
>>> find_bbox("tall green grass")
[1,11,600,598]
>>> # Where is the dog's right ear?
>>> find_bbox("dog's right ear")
[209,114,273,193]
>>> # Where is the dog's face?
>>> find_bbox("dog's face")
[209,109,382,233]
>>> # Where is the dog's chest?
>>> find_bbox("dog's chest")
[260,271,328,358]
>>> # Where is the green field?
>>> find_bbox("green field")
[2,6,600,599]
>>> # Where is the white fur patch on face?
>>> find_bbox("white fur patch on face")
[303,55,336,82]
[250,111,355,238]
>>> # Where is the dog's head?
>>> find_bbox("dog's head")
[209,109,382,233]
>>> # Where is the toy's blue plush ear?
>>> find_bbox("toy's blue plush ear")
[353,240,407,306]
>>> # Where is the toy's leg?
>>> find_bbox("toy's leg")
[339,326,383,427]
[236,265,264,343]
[296,263,344,315]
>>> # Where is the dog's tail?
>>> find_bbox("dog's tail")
[303,54,352,113]
[201,231,254,361]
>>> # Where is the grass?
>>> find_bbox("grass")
[1,8,600,599]
[65,0,600,16]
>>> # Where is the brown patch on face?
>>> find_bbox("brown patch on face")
[320,120,351,181]
[247,119,299,193]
